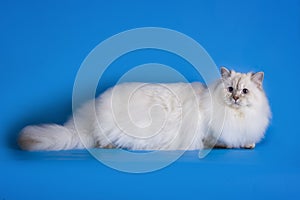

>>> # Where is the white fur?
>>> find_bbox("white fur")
[18,68,271,151]
[204,68,271,148]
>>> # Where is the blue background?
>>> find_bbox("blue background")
[1,0,300,199]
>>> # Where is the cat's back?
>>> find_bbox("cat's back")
[94,82,205,149]
[98,82,205,108]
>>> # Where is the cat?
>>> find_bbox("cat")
[18,67,271,151]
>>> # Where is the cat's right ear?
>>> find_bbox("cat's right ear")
[220,67,231,79]
[251,72,264,88]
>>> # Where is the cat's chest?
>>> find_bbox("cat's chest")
[221,107,260,136]
[229,109,246,120]
[225,108,250,124]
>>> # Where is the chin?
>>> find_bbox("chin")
[225,101,241,109]
[231,104,240,109]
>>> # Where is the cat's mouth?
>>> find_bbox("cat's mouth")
[229,101,241,108]
[230,100,251,108]
[232,103,240,108]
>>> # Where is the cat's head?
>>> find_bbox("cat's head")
[220,67,265,109]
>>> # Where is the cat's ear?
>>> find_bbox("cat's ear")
[251,72,264,88]
[220,67,231,79]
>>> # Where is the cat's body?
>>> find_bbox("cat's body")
[18,67,271,151]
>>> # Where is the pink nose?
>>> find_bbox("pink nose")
[233,96,239,101]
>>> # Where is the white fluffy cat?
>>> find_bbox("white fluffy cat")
[18,67,271,151]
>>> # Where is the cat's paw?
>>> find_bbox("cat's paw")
[96,141,116,149]
[243,143,256,149]
[103,144,116,149]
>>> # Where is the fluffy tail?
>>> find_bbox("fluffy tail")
[18,124,88,151]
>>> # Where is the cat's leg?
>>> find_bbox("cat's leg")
[211,139,233,149]
[242,143,256,149]
[213,144,255,149]
[95,141,116,149]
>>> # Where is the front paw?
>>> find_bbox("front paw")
[243,143,255,149]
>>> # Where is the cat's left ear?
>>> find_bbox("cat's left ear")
[251,72,264,88]
[220,67,231,79]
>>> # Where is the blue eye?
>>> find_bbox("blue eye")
[242,88,249,94]
[228,87,234,93]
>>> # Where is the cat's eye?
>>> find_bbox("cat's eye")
[228,87,234,93]
[242,88,249,94]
